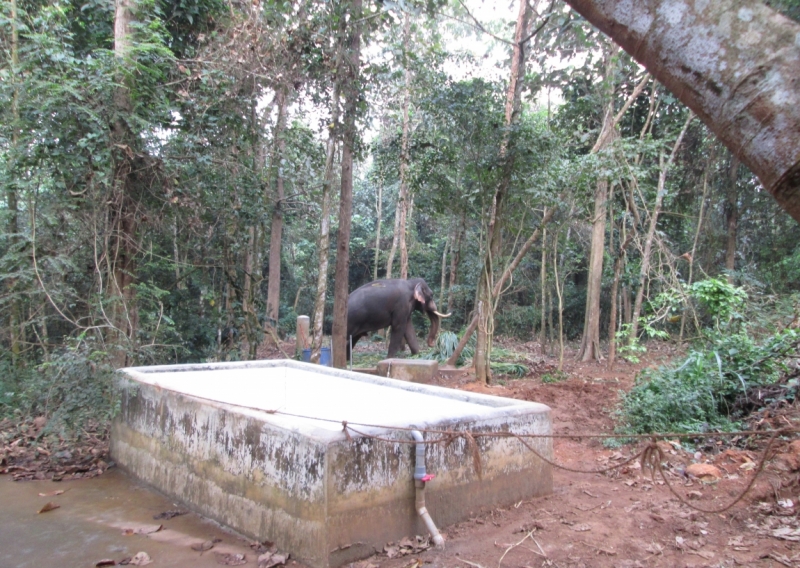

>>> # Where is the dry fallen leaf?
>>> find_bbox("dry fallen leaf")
[686,463,723,480]
[570,524,592,532]
[192,540,216,552]
[128,552,152,566]
[215,552,247,566]
[258,551,288,568]
[39,488,69,497]
[688,549,714,560]
[771,526,800,541]
[153,510,188,520]
[121,524,163,536]
[38,501,60,514]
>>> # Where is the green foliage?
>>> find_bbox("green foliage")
[617,328,800,434]
[689,278,747,324]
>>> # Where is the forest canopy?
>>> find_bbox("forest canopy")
[2,0,800,432]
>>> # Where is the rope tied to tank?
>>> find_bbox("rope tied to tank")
[334,417,792,515]
[185,393,794,515]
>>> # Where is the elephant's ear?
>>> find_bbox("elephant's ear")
[414,282,426,304]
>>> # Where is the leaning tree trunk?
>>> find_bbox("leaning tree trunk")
[564,0,800,223]
[446,208,554,367]
[331,0,361,369]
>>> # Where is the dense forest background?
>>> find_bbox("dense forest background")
[2,0,800,432]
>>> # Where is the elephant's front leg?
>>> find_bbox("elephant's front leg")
[387,321,410,358]
[404,321,421,355]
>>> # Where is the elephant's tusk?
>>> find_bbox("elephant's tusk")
[433,311,452,318]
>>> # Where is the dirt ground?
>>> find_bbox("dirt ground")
[3,339,800,568]
[346,339,800,568]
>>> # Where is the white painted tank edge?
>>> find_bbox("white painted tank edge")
[116,375,550,444]
[118,359,551,414]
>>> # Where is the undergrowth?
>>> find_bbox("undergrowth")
[0,338,115,440]
[616,328,800,435]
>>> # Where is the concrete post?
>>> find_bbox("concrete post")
[296,316,310,359]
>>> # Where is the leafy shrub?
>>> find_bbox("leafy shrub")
[0,338,115,438]
[616,328,800,434]
[690,278,747,325]
[489,362,529,378]
[541,370,569,383]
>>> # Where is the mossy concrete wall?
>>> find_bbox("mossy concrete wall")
[111,361,551,568]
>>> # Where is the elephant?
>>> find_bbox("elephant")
[346,278,451,360]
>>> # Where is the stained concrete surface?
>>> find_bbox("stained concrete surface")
[0,469,268,568]
[113,360,552,567]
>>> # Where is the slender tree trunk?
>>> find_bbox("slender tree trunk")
[578,67,650,362]
[630,112,694,342]
[7,0,21,364]
[607,223,634,369]
[725,153,740,280]
[386,15,413,281]
[265,86,289,342]
[373,165,383,281]
[553,233,565,371]
[446,211,464,312]
[331,0,361,368]
[311,83,340,363]
[402,193,414,279]
[474,0,532,384]
[539,228,547,350]
[108,0,139,367]
[680,159,712,342]
[438,236,448,308]
[564,0,800,222]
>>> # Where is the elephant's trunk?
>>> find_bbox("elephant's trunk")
[425,304,441,347]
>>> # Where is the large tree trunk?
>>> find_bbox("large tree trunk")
[564,0,800,223]
[331,0,361,369]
